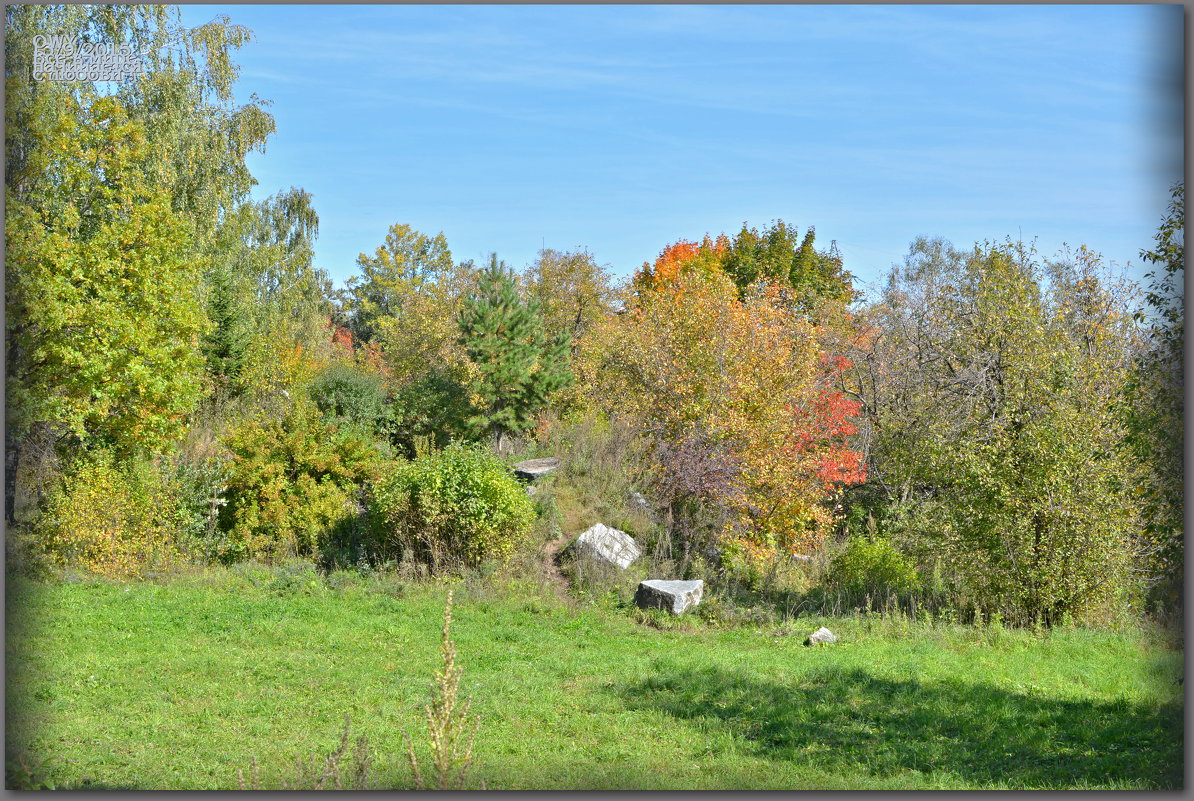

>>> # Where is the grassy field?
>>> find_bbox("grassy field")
[5,564,1184,790]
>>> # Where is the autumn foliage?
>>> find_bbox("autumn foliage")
[580,266,865,569]
[633,235,729,293]
[5,0,1170,629]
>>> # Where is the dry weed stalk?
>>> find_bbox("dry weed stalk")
[237,716,371,790]
[237,756,260,791]
[406,589,479,790]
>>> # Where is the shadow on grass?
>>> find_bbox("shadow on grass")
[617,663,1182,789]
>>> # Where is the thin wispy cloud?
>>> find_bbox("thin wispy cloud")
[182,4,1181,285]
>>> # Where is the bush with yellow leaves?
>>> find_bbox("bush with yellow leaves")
[40,450,190,578]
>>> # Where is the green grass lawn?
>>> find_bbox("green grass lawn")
[5,565,1184,790]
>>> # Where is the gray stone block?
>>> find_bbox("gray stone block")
[574,523,640,570]
[513,457,561,481]
[634,579,704,615]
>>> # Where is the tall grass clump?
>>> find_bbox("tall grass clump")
[534,413,654,540]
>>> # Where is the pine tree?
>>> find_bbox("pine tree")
[458,255,572,451]
[203,263,251,396]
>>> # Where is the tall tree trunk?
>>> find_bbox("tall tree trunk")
[493,427,508,457]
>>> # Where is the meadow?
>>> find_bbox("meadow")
[5,563,1183,791]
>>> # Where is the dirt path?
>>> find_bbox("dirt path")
[540,530,571,599]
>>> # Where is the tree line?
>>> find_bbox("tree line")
[5,7,1183,625]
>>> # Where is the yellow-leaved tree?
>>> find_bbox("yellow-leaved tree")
[578,265,865,576]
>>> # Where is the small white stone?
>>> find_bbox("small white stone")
[805,626,837,645]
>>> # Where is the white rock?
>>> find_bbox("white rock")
[628,491,652,513]
[575,523,640,570]
[805,626,837,645]
[634,579,704,615]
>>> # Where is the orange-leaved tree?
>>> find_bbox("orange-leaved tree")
[632,222,854,318]
[578,266,865,572]
[631,235,729,295]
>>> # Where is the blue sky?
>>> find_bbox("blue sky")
[180,4,1183,295]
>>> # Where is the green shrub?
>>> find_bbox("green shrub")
[388,369,475,458]
[371,442,534,573]
[309,362,392,438]
[825,536,921,600]
[219,399,384,563]
[165,451,232,546]
[866,241,1145,624]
